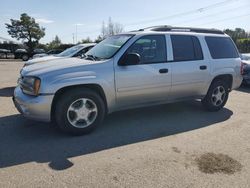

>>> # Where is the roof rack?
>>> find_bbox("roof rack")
[138,26,224,35]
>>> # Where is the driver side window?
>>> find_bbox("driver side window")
[126,35,167,64]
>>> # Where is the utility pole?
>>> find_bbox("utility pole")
[72,33,75,44]
[76,24,78,44]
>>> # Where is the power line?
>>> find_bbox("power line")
[173,4,249,25]
[59,0,245,41]
[74,1,239,35]
[124,0,239,26]
[61,0,240,39]
[195,13,250,26]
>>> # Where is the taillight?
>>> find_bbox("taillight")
[241,62,245,75]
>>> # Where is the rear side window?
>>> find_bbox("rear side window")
[171,35,203,61]
[205,36,239,59]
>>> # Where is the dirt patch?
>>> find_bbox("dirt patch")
[113,176,119,181]
[172,147,181,153]
[196,153,242,175]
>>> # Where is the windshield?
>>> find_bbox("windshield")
[57,45,83,57]
[241,54,250,61]
[84,34,133,60]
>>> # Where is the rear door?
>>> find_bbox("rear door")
[170,34,210,99]
[114,35,172,108]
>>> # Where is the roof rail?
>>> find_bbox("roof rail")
[139,26,224,35]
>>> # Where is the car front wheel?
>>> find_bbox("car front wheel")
[55,88,105,135]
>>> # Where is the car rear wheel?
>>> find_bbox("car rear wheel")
[55,88,105,135]
[202,80,229,111]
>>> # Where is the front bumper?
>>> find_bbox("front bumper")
[13,86,54,122]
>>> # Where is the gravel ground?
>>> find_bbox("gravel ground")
[0,60,250,188]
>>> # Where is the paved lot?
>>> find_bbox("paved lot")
[0,60,250,188]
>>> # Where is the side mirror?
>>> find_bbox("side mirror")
[119,53,141,66]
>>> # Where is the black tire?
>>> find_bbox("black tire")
[22,54,29,61]
[55,88,105,135]
[202,80,229,112]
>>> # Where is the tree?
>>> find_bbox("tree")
[100,17,124,40]
[224,28,249,43]
[236,38,250,53]
[223,28,250,53]
[5,13,45,53]
[48,35,62,49]
[95,35,104,43]
[81,37,92,43]
[101,21,106,39]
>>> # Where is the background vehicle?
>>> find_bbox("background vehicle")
[25,43,95,66]
[0,49,11,58]
[241,53,250,85]
[13,26,243,135]
[14,48,46,61]
[33,49,63,59]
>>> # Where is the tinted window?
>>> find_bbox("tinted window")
[205,37,239,59]
[171,35,203,61]
[126,35,167,64]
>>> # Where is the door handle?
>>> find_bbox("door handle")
[159,68,168,74]
[200,65,207,70]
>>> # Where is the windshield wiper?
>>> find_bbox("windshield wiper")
[83,54,102,61]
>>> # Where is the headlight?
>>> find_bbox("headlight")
[19,76,41,96]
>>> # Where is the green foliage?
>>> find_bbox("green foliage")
[81,37,92,44]
[224,28,249,42]
[36,43,48,51]
[48,35,62,49]
[236,38,250,53]
[5,13,45,53]
[224,28,250,53]
[95,35,103,43]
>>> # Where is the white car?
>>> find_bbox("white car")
[241,53,250,62]
[25,43,95,66]
[32,49,63,59]
[241,53,250,85]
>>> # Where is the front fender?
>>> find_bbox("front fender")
[40,71,116,113]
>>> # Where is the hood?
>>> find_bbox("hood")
[21,58,102,76]
[25,55,63,65]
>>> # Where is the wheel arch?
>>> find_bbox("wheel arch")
[51,84,108,122]
[210,74,233,91]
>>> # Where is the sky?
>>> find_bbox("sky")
[0,0,250,44]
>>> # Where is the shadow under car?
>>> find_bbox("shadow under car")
[0,100,233,171]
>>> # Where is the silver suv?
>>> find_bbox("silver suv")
[13,26,243,135]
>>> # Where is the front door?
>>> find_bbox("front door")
[114,35,172,108]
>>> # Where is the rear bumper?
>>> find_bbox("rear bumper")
[13,86,54,122]
[232,74,243,90]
